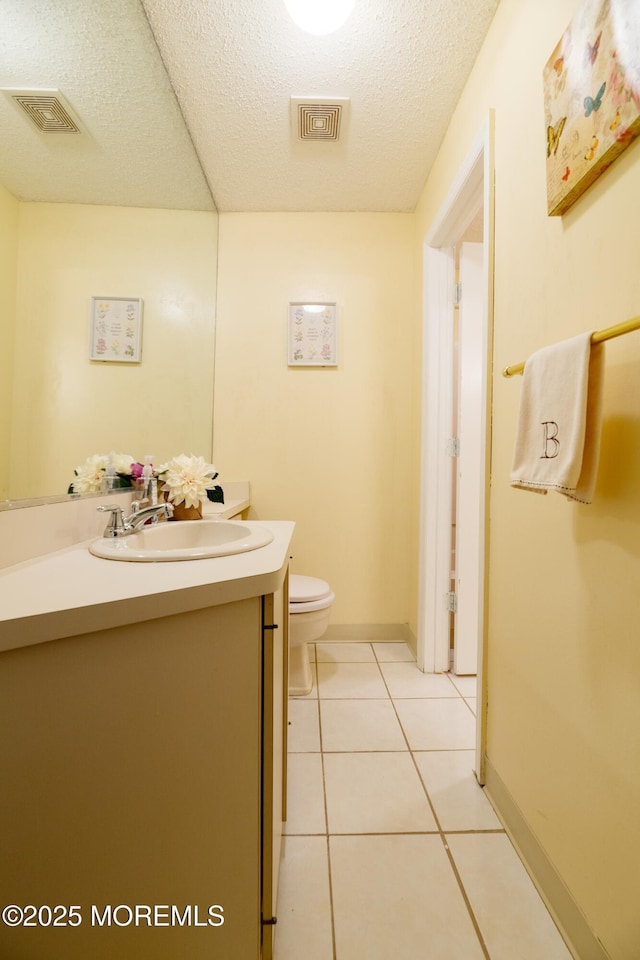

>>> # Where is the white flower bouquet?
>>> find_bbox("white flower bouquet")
[68,452,223,519]
[156,454,219,510]
[69,453,136,494]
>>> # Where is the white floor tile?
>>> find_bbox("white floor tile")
[394,698,476,750]
[317,662,388,699]
[273,836,333,960]
[380,661,458,698]
[278,642,574,960]
[330,834,485,959]
[287,699,320,753]
[447,833,573,960]
[315,642,375,662]
[324,753,437,833]
[414,750,501,831]
[320,699,407,752]
[448,673,477,697]
[372,642,416,662]
[283,753,326,835]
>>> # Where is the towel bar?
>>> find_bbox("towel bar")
[502,315,640,378]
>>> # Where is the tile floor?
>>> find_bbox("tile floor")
[273,641,573,960]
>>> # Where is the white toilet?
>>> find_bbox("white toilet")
[288,575,335,696]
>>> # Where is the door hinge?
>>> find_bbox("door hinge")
[446,437,460,457]
[454,281,462,304]
[263,624,279,630]
[445,591,458,613]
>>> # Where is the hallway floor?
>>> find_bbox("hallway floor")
[273,641,573,960]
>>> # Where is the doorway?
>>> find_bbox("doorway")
[416,115,494,781]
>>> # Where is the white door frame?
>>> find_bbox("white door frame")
[455,240,485,676]
[416,114,494,781]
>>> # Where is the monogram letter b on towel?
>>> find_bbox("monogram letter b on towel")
[541,421,560,459]
[510,332,605,504]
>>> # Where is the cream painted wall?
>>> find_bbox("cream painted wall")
[11,203,218,499]
[214,213,416,625]
[415,1,640,957]
[0,183,18,500]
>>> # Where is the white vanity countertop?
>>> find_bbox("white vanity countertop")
[201,497,249,519]
[201,480,250,519]
[0,520,294,653]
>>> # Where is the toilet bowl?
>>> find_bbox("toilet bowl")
[288,574,335,696]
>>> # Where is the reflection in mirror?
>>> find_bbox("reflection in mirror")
[0,0,218,505]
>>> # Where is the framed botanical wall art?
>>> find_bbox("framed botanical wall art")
[288,302,338,366]
[88,297,143,362]
[543,0,640,216]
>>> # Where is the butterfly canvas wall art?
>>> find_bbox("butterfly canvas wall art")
[543,0,640,216]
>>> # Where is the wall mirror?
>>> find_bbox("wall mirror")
[0,0,218,506]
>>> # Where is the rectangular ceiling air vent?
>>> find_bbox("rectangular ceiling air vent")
[2,89,83,134]
[291,97,350,142]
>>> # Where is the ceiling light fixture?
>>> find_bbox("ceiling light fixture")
[283,0,355,36]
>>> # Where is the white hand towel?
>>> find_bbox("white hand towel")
[510,332,605,504]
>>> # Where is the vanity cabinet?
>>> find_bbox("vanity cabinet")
[0,577,288,959]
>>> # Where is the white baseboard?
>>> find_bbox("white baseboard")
[322,623,413,645]
[484,758,611,960]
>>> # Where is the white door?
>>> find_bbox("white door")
[453,242,484,675]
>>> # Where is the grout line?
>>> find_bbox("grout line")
[356,656,492,959]
[462,697,476,718]
[441,827,505,835]
[314,747,475,753]
[440,834,493,960]
[316,668,338,960]
[368,652,491,944]
[401,719,493,958]
[325,833,337,960]
[445,672,461,690]
[283,828,505,838]
[284,646,494,959]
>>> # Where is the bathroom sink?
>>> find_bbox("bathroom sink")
[89,520,274,562]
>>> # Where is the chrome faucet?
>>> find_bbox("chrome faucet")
[97,501,174,537]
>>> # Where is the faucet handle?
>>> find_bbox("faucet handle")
[129,497,149,515]
[97,504,126,537]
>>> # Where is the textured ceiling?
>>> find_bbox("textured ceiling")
[0,0,500,214]
[141,0,500,212]
[0,0,214,210]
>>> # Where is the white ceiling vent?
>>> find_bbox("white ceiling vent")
[2,89,83,134]
[291,97,350,142]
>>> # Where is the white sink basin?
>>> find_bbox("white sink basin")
[89,520,274,562]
